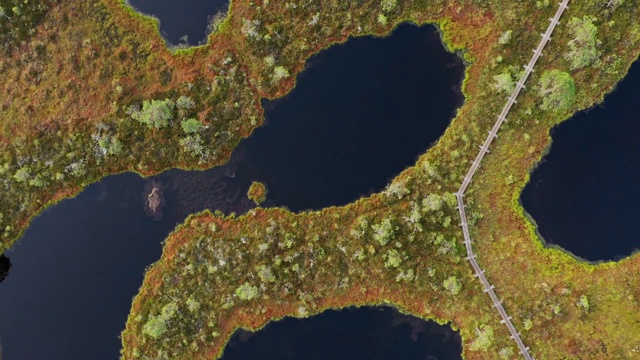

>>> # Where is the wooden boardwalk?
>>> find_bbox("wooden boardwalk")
[454,1,570,359]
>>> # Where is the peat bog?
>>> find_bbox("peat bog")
[170,23,465,213]
[522,60,640,262]
[0,24,464,359]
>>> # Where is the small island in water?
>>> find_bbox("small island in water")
[247,182,267,206]
[0,0,640,359]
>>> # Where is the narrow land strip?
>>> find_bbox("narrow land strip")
[454,1,570,358]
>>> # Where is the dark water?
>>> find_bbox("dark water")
[0,175,171,359]
[0,24,464,359]
[221,307,462,360]
[175,23,464,213]
[126,0,228,45]
[521,60,640,262]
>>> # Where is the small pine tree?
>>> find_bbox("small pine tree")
[381,0,398,12]
[176,95,196,110]
[130,99,175,128]
[181,118,203,133]
[235,282,259,300]
[443,276,462,295]
[537,70,575,111]
[142,316,167,338]
[493,73,515,94]
[273,66,290,82]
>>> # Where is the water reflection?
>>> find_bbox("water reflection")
[0,255,10,283]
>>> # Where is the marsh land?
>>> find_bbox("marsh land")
[1,0,640,359]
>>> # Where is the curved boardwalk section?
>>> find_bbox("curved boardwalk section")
[454,1,570,359]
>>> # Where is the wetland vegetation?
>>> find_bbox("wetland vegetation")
[1,0,640,359]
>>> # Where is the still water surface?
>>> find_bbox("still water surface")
[127,0,229,45]
[0,24,464,359]
[169,23,465,213]
[522,60,640,262]
[221,307,462,360]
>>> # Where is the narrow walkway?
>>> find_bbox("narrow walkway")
[455,1,570,359]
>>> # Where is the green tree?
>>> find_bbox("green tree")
[273,66,290,82]
[97,136,110,155]
[498,30,512,45]
[383,249,402,268]
[499,347,514,359]
[470,325,494,351]
[186,295,201,312]
[130,99,175,128]
[493,73,515,94]
[160,302,178,318]
[29,176,44,187]
[443,192,457,207]
[142,302,177,338]
[372,218,396,246]
[181,118,203,133]
[423,193,443,212]
[13,166,30,183]
[385,181,410,199]
[606,0,624,7]
[176,95,195,110]
[443,276,462,295]
[421,160,439,179]
[381,0,398,12]
[142,316,168,338]
[263,56,275,67]
[565,16,599,70]
[235,282,259,300]
[577,294,590,310]
[180,134,205,157]
[108,137,123,155]
[537,70,575,111]
[255,264,276,283]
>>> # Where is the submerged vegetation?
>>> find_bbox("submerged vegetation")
[1,0,640,359]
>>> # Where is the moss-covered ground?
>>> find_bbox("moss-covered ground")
[1,0,640,359]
